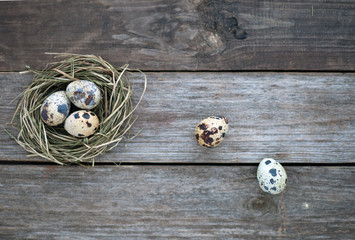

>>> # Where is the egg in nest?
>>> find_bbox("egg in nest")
[40,91,71,126]
[66,80,102,110]
[64,110,99,138]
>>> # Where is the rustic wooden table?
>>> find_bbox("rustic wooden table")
[0,1,354,239]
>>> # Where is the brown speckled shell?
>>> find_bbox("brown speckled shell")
[194,116,228,148]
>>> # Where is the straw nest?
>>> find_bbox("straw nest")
[8,54,146,165]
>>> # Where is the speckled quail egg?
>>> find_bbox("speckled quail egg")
[66,80,101,110]
[257,158,287,194]
[64,110,99,138]
[40,91,71,126]
[195,116,229,148]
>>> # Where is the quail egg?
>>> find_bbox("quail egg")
[257,158,287,194]
[40,91,71,126]
[64,110,99,138]
[66,80,101,110]
[195,116,228,148]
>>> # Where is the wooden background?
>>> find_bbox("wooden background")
[0,0,354,239]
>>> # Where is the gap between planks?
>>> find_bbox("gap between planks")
[0,161,354,167]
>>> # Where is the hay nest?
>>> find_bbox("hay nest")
[8,54,146,165]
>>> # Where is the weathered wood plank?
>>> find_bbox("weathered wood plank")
[1,72,354,163]
[0,0,354,71]
[0,165,353,239]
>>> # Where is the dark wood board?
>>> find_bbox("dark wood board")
[0,0,354,71]
[0,165,354,239]
[1,72,354,164]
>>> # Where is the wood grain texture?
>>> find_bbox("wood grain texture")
[0,0,354,71]
[1,72,354,163]
[0,165,354,239]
